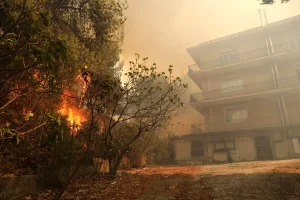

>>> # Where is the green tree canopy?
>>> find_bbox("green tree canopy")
[0,0,126,142]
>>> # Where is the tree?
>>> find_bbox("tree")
[260,0,290,4]
[0,0,126,142]
[0,0,69,143]
[0,0,126,198]
[82,54,188,175]
[0,2,127,194]
[0,0,126,145]
[125,128,171,167]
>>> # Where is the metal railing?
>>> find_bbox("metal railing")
[201,47,269,69]
[190,76,300,103]
[188,64,200,74]
[191,123,202,134]
[191,109,300,134]
[191,116,283,134]
[191,108,300,134]
[188,41,299,73]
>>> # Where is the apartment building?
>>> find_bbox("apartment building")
[174,14,300,163]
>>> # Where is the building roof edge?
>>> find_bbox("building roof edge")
[187,14,300,51]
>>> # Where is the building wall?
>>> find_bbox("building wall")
[189,18,300,70]
[277,59,300,78]
[202,97,282,132]
[198,31,300,93]
[174,141,191,161]
[175,132,299,162]
[206,134,236,162]
[203,65,273,92]
[188,31,266,69]
[183,16,300,163]
[268,20,300,47]
[284,93,300,125]
[274,137,295,159]
[197,59,300,133]
[201,60,299,94]
[235,132,298,161]
[235,136,256,161]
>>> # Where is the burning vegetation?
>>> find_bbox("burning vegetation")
[59,90,87,128]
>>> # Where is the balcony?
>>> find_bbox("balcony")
[191,123,202,134]
[188,64,199,74]
[188,41,299,74]
[191,106,300,134]
[191,116,283,134]
[190,76,300,104]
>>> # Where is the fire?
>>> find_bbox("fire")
[33,69,45,86]
[59,90,86,128]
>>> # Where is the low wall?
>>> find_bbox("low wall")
[0,175,41,200]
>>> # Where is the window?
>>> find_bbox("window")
[225,106,248,124]
[191,141,204,157]
[219,51,238,65]
[222,77,243,92]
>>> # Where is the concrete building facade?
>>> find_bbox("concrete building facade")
[174,15,300,163]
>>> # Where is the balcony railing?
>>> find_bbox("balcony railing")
[188,41,299,73]
[190,76,300,103]
[191,116,282,134]
[188,64,200,74]
[191,109,296,134]
[191,123,202,134]
[191,108,300,134]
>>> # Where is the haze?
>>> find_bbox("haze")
[122,0,300,135]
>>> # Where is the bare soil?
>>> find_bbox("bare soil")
[23,159,300,200]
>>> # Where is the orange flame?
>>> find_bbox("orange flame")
[59,90,86,129]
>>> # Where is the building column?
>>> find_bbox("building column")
[207,76,211,99]
[267,34,291,136]
[272,62,290,128]
[209,106,213,131]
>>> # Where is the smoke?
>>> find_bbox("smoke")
[121,0,300,135]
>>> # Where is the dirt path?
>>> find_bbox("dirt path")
[198,160,300,200]
[24,159,300,200]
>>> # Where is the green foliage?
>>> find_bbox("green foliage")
[0,0,126,179]
[37,138,84,186]
[0,0,126,138]
[0,114,71,174]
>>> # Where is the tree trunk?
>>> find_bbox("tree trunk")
[109,153,124,175]
[108,155,113,174]
[109,156,123,176]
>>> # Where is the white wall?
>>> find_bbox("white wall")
[274,138,292,159]
[175,133,299,162]
[175,141,191,161]
[236,136,257,161]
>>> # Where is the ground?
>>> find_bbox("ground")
[24,159,300,200]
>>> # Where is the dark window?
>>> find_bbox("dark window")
[255,136,273,160]
[191,141,204,157]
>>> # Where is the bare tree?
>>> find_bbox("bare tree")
[83,54,188,175]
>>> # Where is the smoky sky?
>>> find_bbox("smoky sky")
[121,0,300,135]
